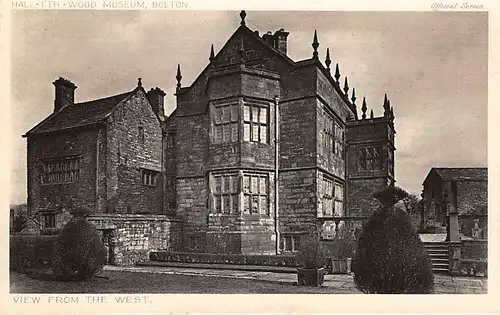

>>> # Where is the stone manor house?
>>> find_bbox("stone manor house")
[23,11,396,257]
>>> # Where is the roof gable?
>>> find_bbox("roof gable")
[24,88,139,136]
[429,167,488,182]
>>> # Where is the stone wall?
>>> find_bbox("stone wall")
[27,127,106,221]
[457,181,488,215]
[106,89,163,214]
[87,214,182,266]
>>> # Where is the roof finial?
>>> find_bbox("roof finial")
[325,48,331,73]
[370,109,374,119]
[176,64,182,91]
[361,97,367,120]
[385,99,391,117]
[343,77,349,95]
[351,88,356,105]
[334,63,340,83]
[137,78,142,87]
[240,10,247,26]
[390,106,395,120]
[210,44,215,62]
[312,30,319,59]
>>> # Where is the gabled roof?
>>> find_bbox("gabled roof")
[429,167,488,182]
[23,89,137,137]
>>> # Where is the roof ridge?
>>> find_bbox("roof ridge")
[75,90,134,106]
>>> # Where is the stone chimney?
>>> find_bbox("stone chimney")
[273,28,289,55]
[261,29,289,55]
[147,87,166,119]
[53,77,77,112]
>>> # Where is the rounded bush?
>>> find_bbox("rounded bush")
[352,206,434,294]
[53,218,107,281]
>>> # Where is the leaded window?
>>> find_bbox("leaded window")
[243,103,268,144]
[214,103,239,144]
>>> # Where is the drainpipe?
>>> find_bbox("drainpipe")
[96,131,100,213]
[274,95,280,255]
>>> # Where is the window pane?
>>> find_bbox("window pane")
[335,200,343,216]
[222,106,230,123]
[243,176,250,193]
[223,124,230,143]
[259,107,267,123]
[252,124,259,142]
[259,177,267,195]
[252,196,259,214]
[252,107,259,123]
[231,123,238,142]
[285,236,292,251]
[251,177,258,193]
[231,175,238,193]
[244,105,250,121]
[260,196,267,215]
[214,107,222,124]
[260,125,267,143]
[293,236,301,252]
[230,105,238,122]
[243,195,250,213]
[214,125,222,143]
[223,176,230,193]
[243,123,250,141]
[231,194,239,213]
[223,195,231,214]
[215,196,222,213]
[215,177,221,194]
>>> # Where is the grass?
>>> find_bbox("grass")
[10,270,356,294]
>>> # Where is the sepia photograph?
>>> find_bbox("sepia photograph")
[7,7,489,300]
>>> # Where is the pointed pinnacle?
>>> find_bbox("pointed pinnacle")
[137,78,142,87]
[325,48,331,72]
[210,44,215,62]
[343,77,349,95]
[312,30,319,59]
[334,63,340,82]
[385,99,391,116]
[176,64,182,91]
[384,93,388,106]
[351,88,356,104]
[361,97,367,120]
[390,106,395,119]
[370,109,374,119]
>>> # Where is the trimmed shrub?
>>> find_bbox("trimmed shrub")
[352,205,434,294]
[53,218,107,281]
[10,235,57,272]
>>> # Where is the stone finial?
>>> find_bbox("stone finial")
[312,30,319,59]
[370,109,374,119]
[325,48,331,73]
[361,97,367,120]
[334,63,340,83]
[240,10,247,26]
[383,93,390,117]
[390,106,395,120]
[343,77,349,95]
[137,78,142,87]
[351,88,357,105]
[210,44,215,62]
[176,64,182,91]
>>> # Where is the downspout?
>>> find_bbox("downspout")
[96,131,100,213]
[274,95,280,255]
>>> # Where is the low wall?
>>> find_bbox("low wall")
[87,214,183,266]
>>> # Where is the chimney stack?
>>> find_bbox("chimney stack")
[262,29,289,55]
[147,87,166,120]
[53,77,77,112]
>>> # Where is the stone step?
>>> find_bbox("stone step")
[138,260,298,274]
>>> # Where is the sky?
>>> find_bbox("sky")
[10,10,488,204]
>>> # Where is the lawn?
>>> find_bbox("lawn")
[10,271,352,294]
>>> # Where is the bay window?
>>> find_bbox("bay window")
[243,103,268,143]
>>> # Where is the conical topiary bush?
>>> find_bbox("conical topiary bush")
[352,186,434,294]
[53,218,107,281]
